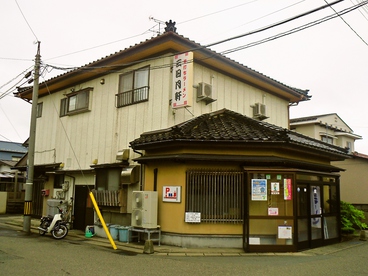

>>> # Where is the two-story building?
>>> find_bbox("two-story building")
[15,21,349,252]
[291,113,368,223]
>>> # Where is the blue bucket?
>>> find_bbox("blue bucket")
[109,225,120,240]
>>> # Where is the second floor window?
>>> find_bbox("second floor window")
[321,135,333,144]
[60,88,91,117]
[116,66,150,107]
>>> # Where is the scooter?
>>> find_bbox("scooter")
[38,201,69,239]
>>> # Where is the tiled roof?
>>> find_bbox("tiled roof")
[16,30,310,101]
[130,109,348,156]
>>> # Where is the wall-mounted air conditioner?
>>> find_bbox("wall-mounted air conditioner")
[253,103,268,120]
[197,82,216,104]
[197,82,212,98]
[131,191,158,229]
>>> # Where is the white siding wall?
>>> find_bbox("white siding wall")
[34,57,290,169]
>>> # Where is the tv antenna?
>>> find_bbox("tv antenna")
[149,17,165,35]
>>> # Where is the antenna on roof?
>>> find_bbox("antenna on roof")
[148,17,165,35]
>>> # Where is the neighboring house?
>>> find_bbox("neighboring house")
[290,113,362,153]
[14,21,348,252]
[0,141,27,163]
[290,114,368,220]
[335,152,368,216]
[0,141,27,213]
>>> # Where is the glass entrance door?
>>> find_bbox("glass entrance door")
[297,184,324,249]
[310,185,324,247]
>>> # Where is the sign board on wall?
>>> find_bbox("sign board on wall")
[171,52,193,108]
[185,212,201,223]
[163,186,181,202]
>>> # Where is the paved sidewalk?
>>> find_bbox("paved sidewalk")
[0,214,365,257]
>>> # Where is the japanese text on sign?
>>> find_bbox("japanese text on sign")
[172,52,193,108]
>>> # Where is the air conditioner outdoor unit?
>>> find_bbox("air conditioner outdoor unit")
[131,191,158,229]
[197,82,212,98]
[253,103,267,120]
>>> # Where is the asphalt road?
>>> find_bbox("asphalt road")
[0,222,367,276]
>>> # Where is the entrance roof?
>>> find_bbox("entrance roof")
[130,109,349,160]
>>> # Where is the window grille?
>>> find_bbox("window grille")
[185,170,243,224]
[92,190,120,206]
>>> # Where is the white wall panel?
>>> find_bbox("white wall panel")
[34,56,290,170]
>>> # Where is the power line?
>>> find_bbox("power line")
[178,0,258,25]
[43,1,362,77]
[206,0,307,42]
[0,103,22,141]
[0,67,34,100]
[352,0,368,20]
[221,0,368,55]
[205,0,345,48]
[325,0,368,46]
[15,0,39,42]
[46,31,152,61]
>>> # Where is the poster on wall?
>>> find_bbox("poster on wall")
[268,207,279,216]
[278,226,292,239]
[251,179,267,201]
[271,182,280,195]
[163,186,181,202]
[284,179,292,200]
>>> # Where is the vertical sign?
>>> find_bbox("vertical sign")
[311,186,321,228]
[172,52,193,108]
[284,179,292,200]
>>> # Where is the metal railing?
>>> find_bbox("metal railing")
[115,86,149,107]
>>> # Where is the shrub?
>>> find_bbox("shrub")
[340,201,367,234]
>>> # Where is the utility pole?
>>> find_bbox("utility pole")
[23,41,41,233]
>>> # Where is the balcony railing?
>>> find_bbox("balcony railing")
[115,86,149,107]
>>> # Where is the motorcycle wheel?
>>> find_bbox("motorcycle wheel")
[39,221,48,236]
[52,223,68,239]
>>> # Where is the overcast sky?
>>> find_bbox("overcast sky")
[1,0,368,153]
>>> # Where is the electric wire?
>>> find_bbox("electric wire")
[14,0,39,42]
[44,0,344,73]
[42,0,365,77]
[205,0,344,48]
[221,0,368,55]
[352,0,368,20]
[41,76,91,187]
[178,0,258,25]
[0,103,22,141]
[46,30,152,61]
[200,0,307,44]
[325,0,368,46]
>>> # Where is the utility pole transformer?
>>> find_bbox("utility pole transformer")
[23,41,41,233]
